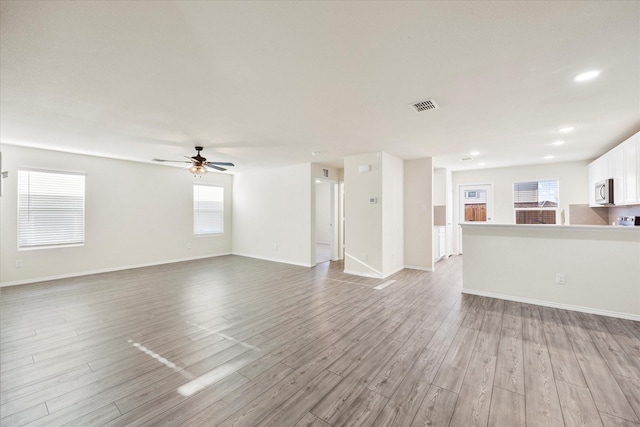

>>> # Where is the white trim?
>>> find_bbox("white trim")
[344,252,384,277]
[403,265,434,272]
[0,253,232,288]
[231,252,314,268]
[461,288,640,322]
[343,269,383,279]
[385,265,406,277]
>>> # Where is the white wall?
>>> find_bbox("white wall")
[404,158,434,271]
[433,167,447,205]
[232,163,313,267]
[382,153,404,276]
[452,160,589,253]
[344,152,383,277]
[462,224,640,319]
[0,144,233,286]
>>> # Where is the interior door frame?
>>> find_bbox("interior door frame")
[314,178,339,264]
[456,183,494,254]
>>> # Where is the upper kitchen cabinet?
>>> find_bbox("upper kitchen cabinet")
[624,133,638,204]
[589,131,640,206]
[588,157,606,207]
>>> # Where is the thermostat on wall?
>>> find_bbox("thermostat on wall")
[369,197,378,204]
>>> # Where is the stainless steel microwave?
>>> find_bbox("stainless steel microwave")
[595,179,614,205]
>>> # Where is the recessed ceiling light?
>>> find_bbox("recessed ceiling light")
[478,162,486,166]
[574,70,600,82]
[544,155,555,160]
[470,151,480,156]
[558,126,575,133]
[552,140,566,146]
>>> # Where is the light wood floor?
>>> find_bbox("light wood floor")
[1,255,640,427]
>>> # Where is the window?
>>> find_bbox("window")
[18,169,85,249]
[513,180,559,224]
[193,185,224,235]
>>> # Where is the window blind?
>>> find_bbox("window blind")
[18,170,85,249]
[194,185,224,235]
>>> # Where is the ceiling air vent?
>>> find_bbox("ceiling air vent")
[411,99,439,112]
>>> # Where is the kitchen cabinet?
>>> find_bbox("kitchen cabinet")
[624,134,638,204]
[588,157,606,207]
[610,145,625,204]
[588,131,640,206]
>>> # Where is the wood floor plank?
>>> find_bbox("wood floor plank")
[494,325,525,395]
[328,318,403,377]
[569,336,639,423]
[614,376,640,422]
[432,326,479,393]
[488,387,525,427]
[522,304,564,427]
[2,255,637,427]
[217,345,345,427]
[310,337,403,425]
[332,388,388,427]
[448,351,497,427]
[409,385,458,427]
[539,306,588,387]
[293,412,332,427]
[600,413,640,427]
[556,380,605,427]
[144,362,293,427]
[370,348,445,427]
[366,327,435,397]
[475,311,503,356]
[0,402,48,427]
[255,369,342,427]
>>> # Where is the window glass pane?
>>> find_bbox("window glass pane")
[18,170,85,249]
[194,185,224,235]
[513,180,558,208]
[516,210,557,224]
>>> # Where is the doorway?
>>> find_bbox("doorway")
[457,184,493,253]
[315,179,336,264]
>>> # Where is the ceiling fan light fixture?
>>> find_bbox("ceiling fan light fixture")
[189,165,207,176]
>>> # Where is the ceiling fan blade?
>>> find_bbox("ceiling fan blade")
[153,158,192,163]
[205,161,235,167]
[205,164,227,172]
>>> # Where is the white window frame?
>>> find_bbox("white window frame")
[17,168,86,250]
[513,179,560,224]
[193,184,224,236]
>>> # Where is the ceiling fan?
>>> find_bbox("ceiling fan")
[153,146,235,175]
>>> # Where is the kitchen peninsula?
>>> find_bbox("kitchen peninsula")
[461,223,640,319]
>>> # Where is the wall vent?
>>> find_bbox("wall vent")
[411,99,439,112]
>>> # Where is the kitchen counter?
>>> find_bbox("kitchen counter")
[461,223,640,319]
[461,223,640,232]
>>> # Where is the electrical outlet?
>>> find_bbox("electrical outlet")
[555,273,566,285]
[363,254,368,261]
[15,260,23,268]
[274,244,278,250]
[186,242,191,249]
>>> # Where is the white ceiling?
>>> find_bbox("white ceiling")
[1,1,639,173]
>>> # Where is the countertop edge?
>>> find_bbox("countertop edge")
[459,223,640,232]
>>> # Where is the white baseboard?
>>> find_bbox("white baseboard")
[343,269,383,279]
[462,288,640,322]
[404,265,434,272]
[231,252,314,268]
[0,253,232,288]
